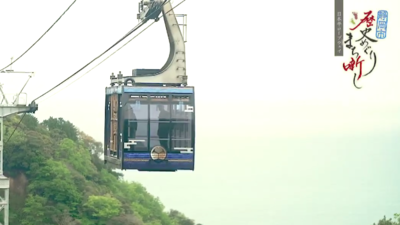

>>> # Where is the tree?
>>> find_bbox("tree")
[83,195,122,221]
[42,117,78,141]
[3,115,199,225]
[27,159,82,210]
[21,114,39,130]
[52,209,81,225]
[373,215,398,225]
[169,209,196,225]
[20,194,50,225]
[106,214,144,225]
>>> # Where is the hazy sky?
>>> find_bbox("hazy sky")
[1,0,400,224]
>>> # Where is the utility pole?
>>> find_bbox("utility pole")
[0,69,38,225]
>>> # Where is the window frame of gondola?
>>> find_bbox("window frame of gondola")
[192,89,196,156]
[124,94,150,152]
[149,94,172,151]
[117,93,122,159]
[104,94,111,158]
[170,94,194,152]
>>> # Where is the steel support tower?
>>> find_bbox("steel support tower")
[0,70,38,225]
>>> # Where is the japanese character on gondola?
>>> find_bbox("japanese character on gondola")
[350,10,375,31]
[355,27,377,77]
[343,56,364,89]
[344,33,359,58]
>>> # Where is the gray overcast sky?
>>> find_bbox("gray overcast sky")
[1,0,400,225]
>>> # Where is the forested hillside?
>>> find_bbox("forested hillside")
[3,113,397,225]
[3,114,201,225]
[372,214,400,225]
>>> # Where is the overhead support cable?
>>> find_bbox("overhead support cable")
[0,0,77,71]
[39,0,187,103]
[32,0,172,102]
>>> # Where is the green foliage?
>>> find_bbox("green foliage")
[373,215,399,225]
[20,194,48,225]
[41,116,78,142]
[106,214,144,225]
[84,195,122,220]
[10,114,400,225]
[3,115,199,225]
[27,159,82,210]
[169,210,196,225]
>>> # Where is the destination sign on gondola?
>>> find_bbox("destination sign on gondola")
[150,95,168,101]
[150,95,167,98]
[172,96,189,102]
[130,95,147,99]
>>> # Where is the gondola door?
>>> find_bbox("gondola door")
[109,94,119,156]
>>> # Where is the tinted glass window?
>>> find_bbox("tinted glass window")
[149,95,170,121]
[150,121,171,139]
[123,121,148,150]
[126,139,148,152]
[171,122,191,139]
[124,120,148,152]
[133,121,148,138]
[127,95,148,120]
[150,138,170,151]
[171,95,193,120]
[171,139,192,149]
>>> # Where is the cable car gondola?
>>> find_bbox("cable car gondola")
[104,0,194,172]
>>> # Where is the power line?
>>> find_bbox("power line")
[8,0,187,142]
[5,113,26,145]
[32,23,145,102]
[31,0,169,102]
[38,0,186,104]
[5,0,180,143]
[0,0,77,71]
[39,22,157,103]
[39,2,186,103]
